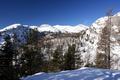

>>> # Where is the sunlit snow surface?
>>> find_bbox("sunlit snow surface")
[23,67,120,80]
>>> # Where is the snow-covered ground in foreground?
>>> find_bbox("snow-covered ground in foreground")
[22,67,120,80]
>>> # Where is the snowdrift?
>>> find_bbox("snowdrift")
[23,67,120,80]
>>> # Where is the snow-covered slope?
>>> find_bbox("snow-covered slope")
[0,24,29,32]
[0,23,87,45]
[51,24,88,33]
[23,67,120,80]
[75,12,120,69]
[0,24,30,45]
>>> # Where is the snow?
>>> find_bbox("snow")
[91,16,108,32]
[23,67,120,80]
[0,24,21,32]
[53,24,88,33]
[35,24,88,33]
[114,12,120,17]
[38,24,59,32]
[0,23,88,47]
[79,11,120,69]
[0,24,88,33]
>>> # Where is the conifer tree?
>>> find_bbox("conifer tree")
[20,28,44,76]
[0,35,18,80]
[75,52,83,68]
[74,44,83,68]
[64,44,76,70]
[12,33,21,79]
[96,10,112,69]
[51,45,64,72]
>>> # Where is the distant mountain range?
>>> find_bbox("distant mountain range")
[0,24,88,33]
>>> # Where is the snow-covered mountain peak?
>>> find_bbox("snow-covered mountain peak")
[75,24,88,29]
[38,24,58,32]
[37,24,88,33]
[0,23,88,33]
[91,16,108,29]
[0,24,22,32]
[92,12,120,29]
[29,26,38,29]
[91,12,120,34]
[40,24,51,28]
[7,24,22,27]
[53,24,88,33]
[114,12,120,16]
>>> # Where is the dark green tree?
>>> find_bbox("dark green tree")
[20,28,44,76]
[0,35,18,80]
[27,28,39,45]
[51,45,64,72]
[64,44,76,70]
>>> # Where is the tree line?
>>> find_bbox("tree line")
[0,28,83,80]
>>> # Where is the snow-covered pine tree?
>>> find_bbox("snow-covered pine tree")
[96,10,112,69]
[75,45,83,68]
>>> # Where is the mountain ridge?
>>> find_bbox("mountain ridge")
[0,24,88,33]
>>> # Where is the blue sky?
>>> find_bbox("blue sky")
[0,0,120,28]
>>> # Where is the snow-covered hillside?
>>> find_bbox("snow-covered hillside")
[79,12,120,69]
[0,24,30,45]
[22,67,120,80]
[0,24,87,44]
